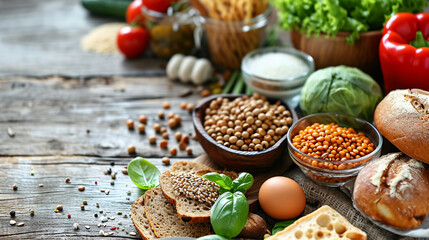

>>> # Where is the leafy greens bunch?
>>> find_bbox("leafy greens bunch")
[201,172,254,239]
[273,0,427,43]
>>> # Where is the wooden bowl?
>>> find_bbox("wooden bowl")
[291,29,383,78]
[192,94,298,173]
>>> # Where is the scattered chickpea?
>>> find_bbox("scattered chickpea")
[160,140,168,149]
[126,119,134,130]
[162,157,170,166]
[168,118,177,128]
[163,101,171,109]
[180,102,187,110]
[170,147,177,156]
[149,135,157,144]
[201,89,211,97]
[186,147,193,155]
[180,135,190,144]
[138,115,147,124]
[12,184,17,190]
[78,186,85,191]
[128,145,136,155]
[65,178,71,183]
[158,111,165,119]
[167,112,175,119]
[162,132,169,139]
[175,132,182,141]
[56,205,63,211]
[186,103,195,113]
[174,115,182,124]
[160,127,167,134]
[137,124,145,134]
[179,141,187,150]
[153,123,161,132]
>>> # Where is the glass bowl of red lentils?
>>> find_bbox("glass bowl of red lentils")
[286,113,383,187]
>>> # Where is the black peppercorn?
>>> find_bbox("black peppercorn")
[10,210,15,217]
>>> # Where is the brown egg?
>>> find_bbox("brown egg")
[258,176,306,220]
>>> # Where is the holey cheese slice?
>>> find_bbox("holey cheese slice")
[267,205,366,240]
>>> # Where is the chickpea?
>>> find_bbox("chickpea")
[168,112,175,119]
[128,145,136,155]
[160,127,167,134]
[149,136,157,144]
[126,119,134,130]
[175,132,182,141]
[159,140,168,149]
[158,111,165,119]
[170,147,177,156]
[168,119,177,128]
[180,102,187,109]
[162,132,169,139]
[186,147,193,155]
[180,135,189,144]
[179,141,187,150]
[154,123,161,132]
[138,115,147,124]
[137,124,145,134]
[162,101,171,109]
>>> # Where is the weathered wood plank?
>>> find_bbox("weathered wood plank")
[0,0,165,78]
[0,76,204,158]
[0,156,189,239]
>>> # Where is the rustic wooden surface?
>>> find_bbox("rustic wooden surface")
[0,0,165,78]
[0,76,419,240]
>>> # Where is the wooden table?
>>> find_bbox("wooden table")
[0,1,426,239]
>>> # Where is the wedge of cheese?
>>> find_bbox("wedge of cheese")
[266,205,367,240]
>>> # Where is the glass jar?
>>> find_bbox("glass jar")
[198,5,272,69]
[142,5,196,58]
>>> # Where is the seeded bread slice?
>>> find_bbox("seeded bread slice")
[130,195,156,240]
[170,161,214,173]
[159,163,238,223]
[143,187,212,238]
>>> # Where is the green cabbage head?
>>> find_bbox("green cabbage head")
[300,66,383,121]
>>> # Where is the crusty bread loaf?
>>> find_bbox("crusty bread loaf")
[353,152,429,229]
[266,205,367,240]
[130,195,156,240]
[143,187,212,238]
[159,161,238,223]
[374,89,429,164]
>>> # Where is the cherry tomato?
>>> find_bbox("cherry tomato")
[143,0,176,13]
[117,25,150,58]
[126,0,145,24]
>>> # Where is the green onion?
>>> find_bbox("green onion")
[232,75,245,94]
[222,71,239,94]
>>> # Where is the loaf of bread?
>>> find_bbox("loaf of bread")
[130,195,156,240]
[143,187,212,238]
[353,152,429,229]
[374,89,429,164]
[266,205,367,240]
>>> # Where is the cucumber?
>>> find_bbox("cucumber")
[81,0,132,20]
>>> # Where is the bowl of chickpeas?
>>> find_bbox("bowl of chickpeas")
[193,93,297,172]
[287,113,383,187]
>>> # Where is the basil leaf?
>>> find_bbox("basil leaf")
[231,172,254,193]
[202,172,233,191]
[127,157,160,190]
[197,235,228,240]
[210,192,249,239]
[272,219,295,235]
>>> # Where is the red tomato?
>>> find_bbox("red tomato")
[117,26,150,58]
[126,0,145,24]
[143,0,176,13]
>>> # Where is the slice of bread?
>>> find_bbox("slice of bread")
[143,187,212,238]
[170,161,214,173]
[266,205,367,240]
[159,161,238,223]
[130,195,156,240]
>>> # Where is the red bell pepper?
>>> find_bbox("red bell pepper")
[379,12,429,93]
